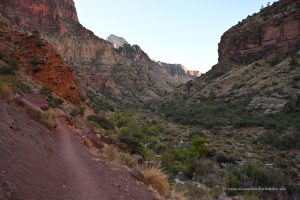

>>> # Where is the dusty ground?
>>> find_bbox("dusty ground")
[0,98,153,200]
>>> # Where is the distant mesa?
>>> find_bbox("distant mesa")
[107,34,129,48]
[157,61,201,80]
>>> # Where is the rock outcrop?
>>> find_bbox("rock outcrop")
[107,34,129,48]
[157,62,201,82]
[0,0,80,33]
[0,15,80,104]
[219,0,300,65]
[0,0,179,106]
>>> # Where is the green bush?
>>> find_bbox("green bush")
[161,136,208,179]
[48,97,64,108]
[70,107,85,117]
[257,130,300,150]
[0,60,19,75]
[87,115,114,130]
[225,162,288,196]
[117,121,156,157]
[39,87,52,97]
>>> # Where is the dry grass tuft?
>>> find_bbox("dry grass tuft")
[26,107,56,130]
[102,144,139,168]
[142,164,169,195]
[170,189,186,200]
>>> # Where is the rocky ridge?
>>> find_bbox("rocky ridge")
[0,0,181,107]
[157,61,201,82]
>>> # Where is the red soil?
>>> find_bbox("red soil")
[0,99,153,200]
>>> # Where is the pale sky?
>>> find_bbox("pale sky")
[74,0,277,72]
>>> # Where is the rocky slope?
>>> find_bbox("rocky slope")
[0,0,180,107]
[0,14,80,104]
[164,0,300,117]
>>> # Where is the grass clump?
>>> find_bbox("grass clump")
[26,107,56,130]
[102,145,139,168]
[142,164,169,195]
[0,75,30,98]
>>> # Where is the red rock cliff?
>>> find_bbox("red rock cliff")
[218,0,300,65]
[0,0,80,33]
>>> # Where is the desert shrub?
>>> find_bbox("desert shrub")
[225,162,288,196]
[161,98,300,130]
[39,87,52,97]
[70,107,85,117]
[289,56,299,67]
[0,60,19,75]
[26,107,56,130]
[39,88,63,108]
[161,136,208,179]
[48,97,64,108]
[87,96,114,112]
[142,165,169,195]
[216,151,236,163]
[102,145,139,168]
[257,130,300,150]
[161,99,251,128]
[87,115,114,130]
[119,123,146,156]
[0,75,30,97]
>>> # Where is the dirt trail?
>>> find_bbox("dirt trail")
[0,99,153,200]
[54,117,154,200]
[56,119,100,200]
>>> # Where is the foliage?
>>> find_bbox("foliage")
[0,60,19,75]
[0,75,31,97]
[161,99,300,130]
[39,87,52,97]
[119,121,147,156]
[39,87,63,108]
[70,106,85,117]
[87,114,114,130]
[161,136,208,179]
[257,130,300,150]
[48,97,64,108]
[87,96,114,112]
[225,162,288,196]
[102,145,139,168]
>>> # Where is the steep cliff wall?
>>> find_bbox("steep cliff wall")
[219,0,300,65]
[0,0,80,33]
[0,0,178,106]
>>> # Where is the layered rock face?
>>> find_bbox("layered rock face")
[0,0,80,33]
[0,15,80,103]
[165,0,300,116]
[0,0,179,106]
[157,62,201,82]
[219,0,300,65]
